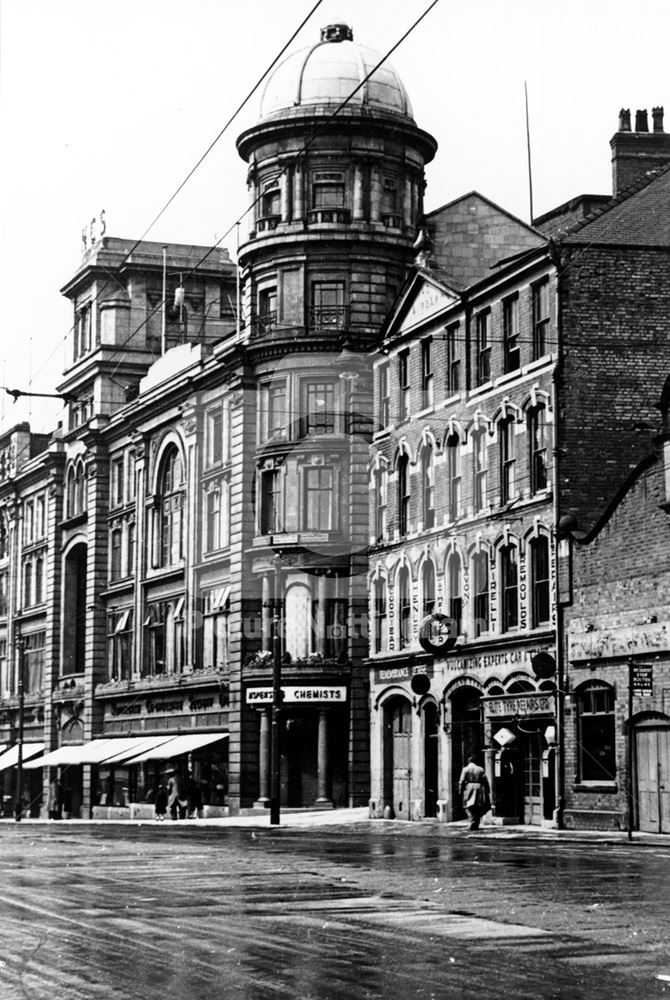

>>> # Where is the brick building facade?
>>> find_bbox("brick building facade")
[367,110,670,829]
[563,425,670,832]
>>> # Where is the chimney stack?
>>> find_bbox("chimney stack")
[610,104,670,195]
[635,109,649,132]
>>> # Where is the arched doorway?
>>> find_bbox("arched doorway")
[383,696,412,820]
[635,715,670,833]
[423,701,439,818]
[450,685,483,819]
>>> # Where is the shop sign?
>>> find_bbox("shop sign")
[485,693,555,717]
[631,663,653,697]
[146,698,184,714]
[246,686,347,704]
[568,621,670,662]
[373,664,434,685]
[449,647,552,673]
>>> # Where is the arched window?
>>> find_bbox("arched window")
[446,434,461,521]
[156,447,184,567]
[67,462,85,517]
[397,454,410,536]
[500,544,519,631]
[398,566,411,649]
[35,557,44,605]
[499,416,516,503]
[75,464,85,514]
[24,561,32,608]
[447,553,462,636]
[373,577,387,654]
[530,535,551,626]
[421,445,434,529]
[285,584,313,660]
[472,549,489,637]
[472,429,488,513]
[528,405,549,494]
[373,465,388,542]
[422,560,435,617]
[577,682,616,781]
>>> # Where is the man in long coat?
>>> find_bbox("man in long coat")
[458,755,491,830]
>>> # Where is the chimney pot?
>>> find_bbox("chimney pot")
[635,109,649,132]
[618,108,631,131]
[652,106,665,133]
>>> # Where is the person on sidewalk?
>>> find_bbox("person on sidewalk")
[458,755,491,830]
[154,784,168,821]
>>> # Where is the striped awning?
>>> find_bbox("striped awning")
[124,731,228,764]
[0,743,45,771]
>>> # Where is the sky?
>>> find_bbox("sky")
[1,0,669,433]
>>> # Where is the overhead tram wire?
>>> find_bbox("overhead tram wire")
[107,0,443,383]
[13,0,326,406]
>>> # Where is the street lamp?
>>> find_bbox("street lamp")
[270,553,282,825]
[14,634,25,822]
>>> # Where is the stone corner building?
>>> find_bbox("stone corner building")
[0,22,436,819]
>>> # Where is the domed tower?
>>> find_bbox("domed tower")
[234,24,436,811]
[236,21,437,346]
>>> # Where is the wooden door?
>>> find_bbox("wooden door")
[523,732,543,826]
[391,700,411,820]
[637,728,670,833]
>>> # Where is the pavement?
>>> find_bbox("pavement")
[2,805,670,845]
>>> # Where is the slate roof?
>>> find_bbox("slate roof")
[560,163,670,246]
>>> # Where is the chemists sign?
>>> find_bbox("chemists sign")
[246,686,347,704]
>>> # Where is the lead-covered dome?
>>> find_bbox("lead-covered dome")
[259,23,414,121]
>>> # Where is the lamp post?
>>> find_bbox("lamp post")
[14,634,25,822]
[270,553,282,825]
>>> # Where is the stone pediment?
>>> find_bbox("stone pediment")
[387,274,460,340]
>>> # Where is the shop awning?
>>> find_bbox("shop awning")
[124,731,228,763]
[24,744,90,769]
[98,735,177,764]
[0,743,45,771]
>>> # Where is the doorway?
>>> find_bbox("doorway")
[636,724,670,833]
[383,697,412,819]
[519,729,543,825]
[423,702,439,818]
[450,686,483,820]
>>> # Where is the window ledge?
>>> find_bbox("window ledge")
[61,512,88,529]
[572,782,618,794]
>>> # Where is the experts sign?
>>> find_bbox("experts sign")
[246,686,347,704]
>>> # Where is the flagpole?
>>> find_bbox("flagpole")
[525,81,534,224]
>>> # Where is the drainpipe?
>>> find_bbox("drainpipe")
[550,239,566,830]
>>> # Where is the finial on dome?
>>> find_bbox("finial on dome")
[320,23,353,42]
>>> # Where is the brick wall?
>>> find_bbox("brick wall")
[559,245,670,531]
[564,457,670,830]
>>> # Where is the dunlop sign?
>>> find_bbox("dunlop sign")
[246,686,347,704]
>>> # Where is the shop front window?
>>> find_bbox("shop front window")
[577,682,616,781]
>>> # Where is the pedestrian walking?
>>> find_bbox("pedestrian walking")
[154,784,168,821]
[47,778,63,820]
[167,770,188,820]
[458,755,491,830]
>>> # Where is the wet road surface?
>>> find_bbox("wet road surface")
[1,821,669,999]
